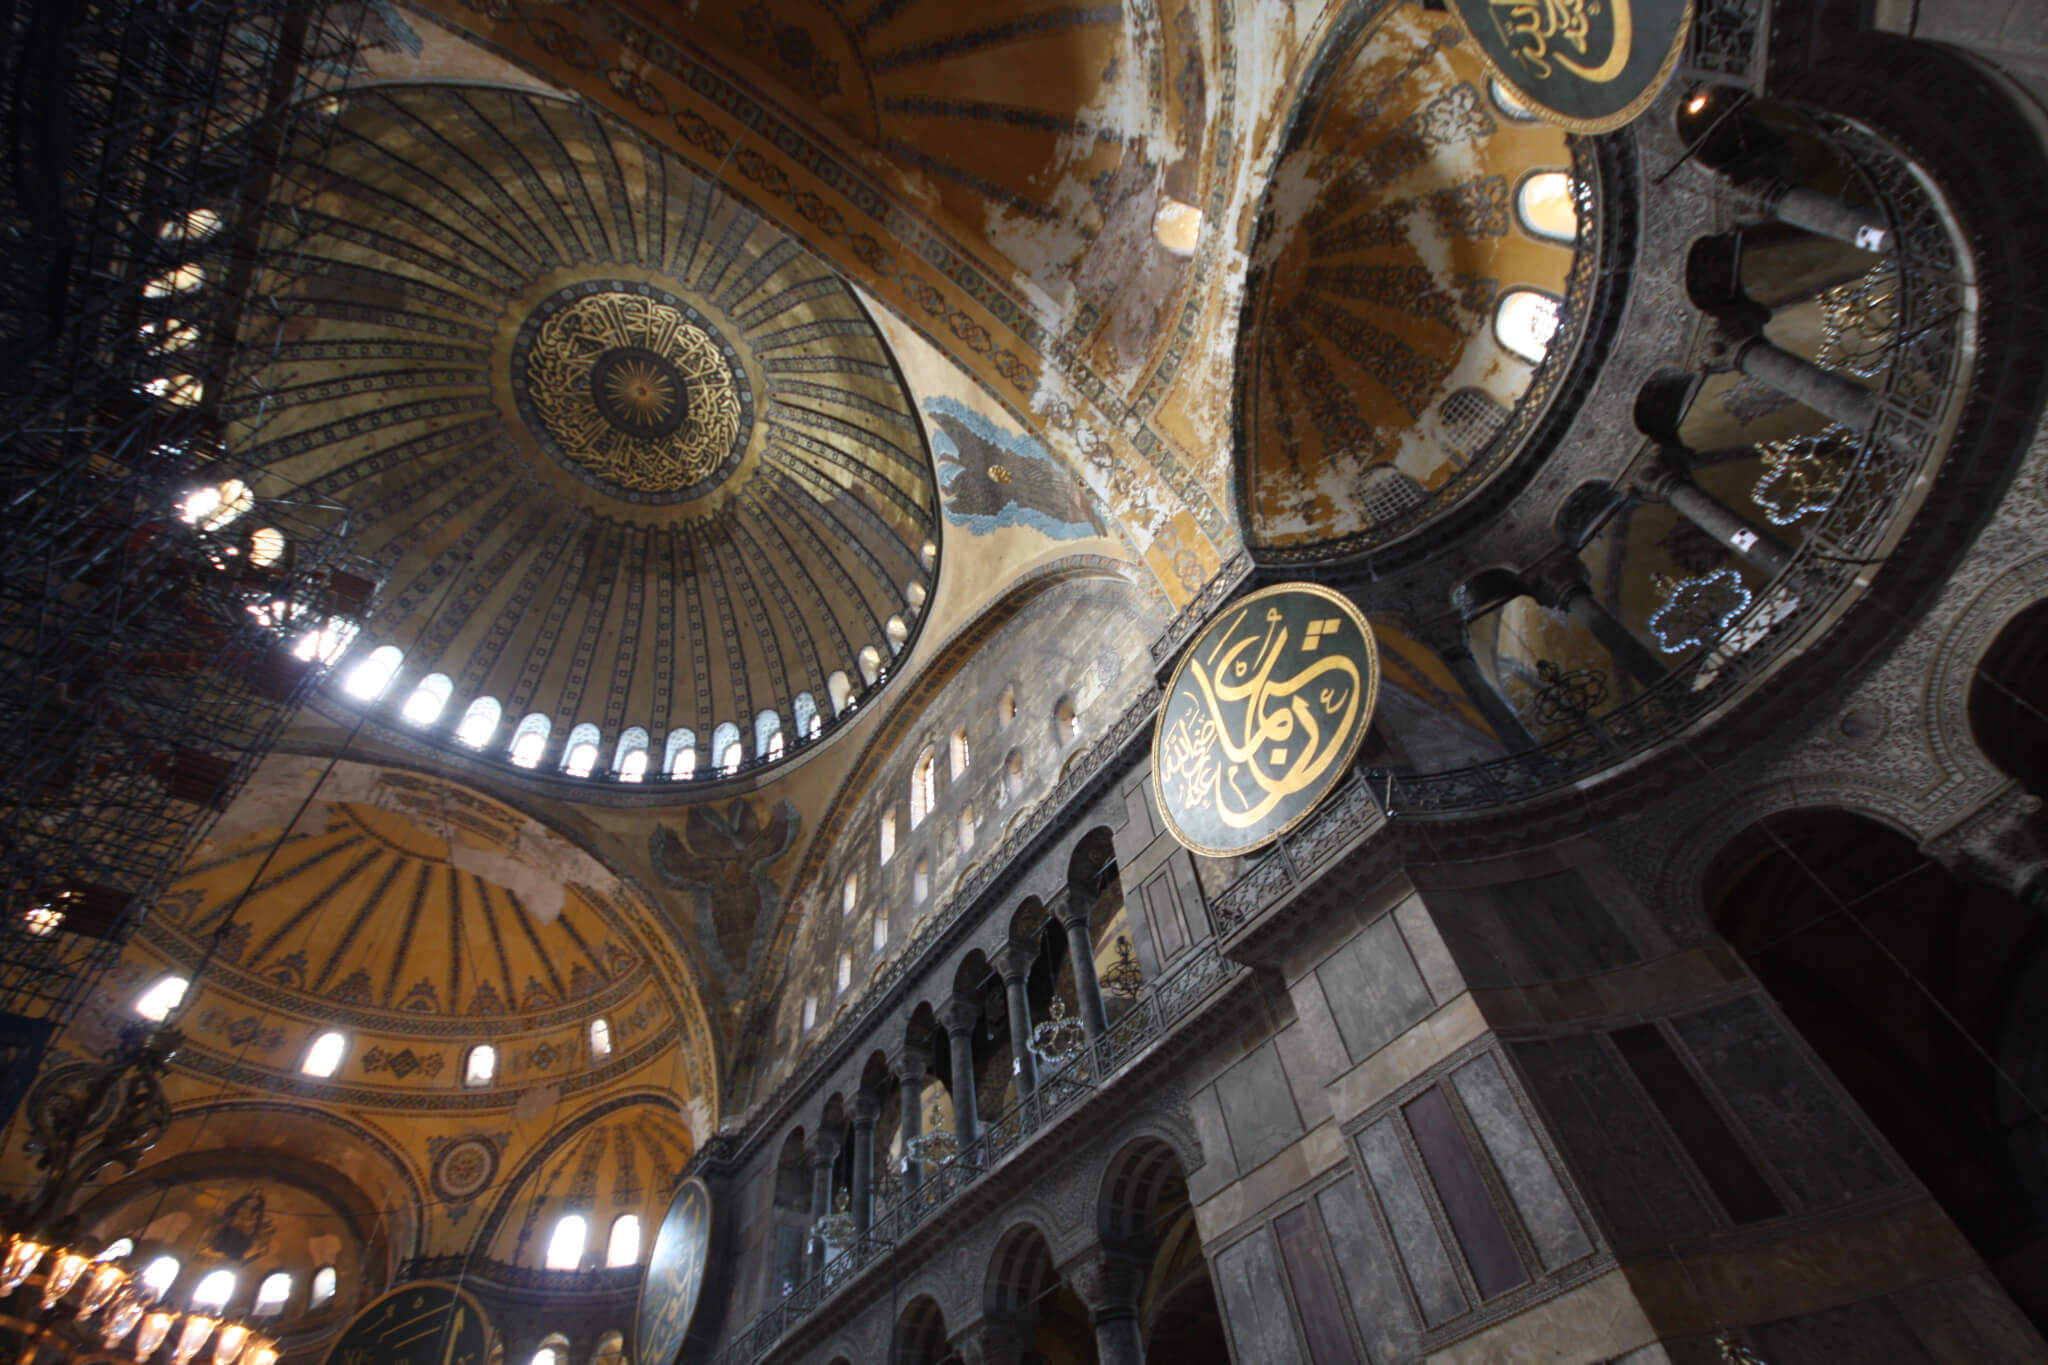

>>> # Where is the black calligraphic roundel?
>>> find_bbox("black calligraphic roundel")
[322,1282,488,1365]
[1449,0,1695,134]
[636,1178,712,1365]
[1152,583,1379,857]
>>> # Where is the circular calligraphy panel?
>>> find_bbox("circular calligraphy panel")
[1152,582,1379,857]
[511,283,750,504]
[1449,0,1694,134]
[322,1282,488,1365]
[636,1178,712,1365]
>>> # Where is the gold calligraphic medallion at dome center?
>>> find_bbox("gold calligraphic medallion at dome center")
[518,289,743,497]
[1153,583,1379,857]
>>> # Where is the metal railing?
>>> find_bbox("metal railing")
[712,940,1242,1364]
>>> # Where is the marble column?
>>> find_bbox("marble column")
[997,940,1039,1098]
[1759,180,1891,253]
[958,1312,1035,1365]
[939,996,982,1144]
[805,1129,839,1276]
[896,1046,928,1195]
[1053,892,1109,1043]
[1534,554,1667,689]
[1735,336,1880,431]
[1642,460,1798,577]
[849,1092,879,1234]
[1066,1247,1147,1365]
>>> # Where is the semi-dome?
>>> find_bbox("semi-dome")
[234,83,939,783]
[1237,9,1591,557]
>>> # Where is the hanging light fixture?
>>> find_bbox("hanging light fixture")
[1030,998,1086,1065]
[812,1187,856,1251]
[902,1101,959,1168]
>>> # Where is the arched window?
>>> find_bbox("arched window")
[508,714,550,768]
[292,617,359,664]
[606,1214,642,1268]
[1004,749,1026,802]
[885,615,909,654]
[794,692,821,740]
[248,527,286,567]
[998,687,1016,728]
[949,726,970,778]
[401,674,452,726]
[873,908,889,952]
[665,729,697,779]
[532,1348,563,1365]
[301,1030,347,1078]
[309,1266,337,1309]
[190,1269,237,1309]
[1154,197,1203,255]
[589,1017,612,1059]
[755,709,783,760]
[957,806,976,854]
[1494,288,1562,364]
[827,671,855,716]
[879,810,897,865]
[905,581,927,612]
[253,1273,292,1317]
[455,697,501,749]
[910,747,936,828]
[801,995,816,1034]
[1489,75,1539,121]
[842,874,857,916]
[177,478,250,530]
[614,727,649,781]
[837,952,852,993]
[464,1044,497,1088]
[712,722,742,775]
[135,975,188,1021]
[1054,697,1079,745]
[920,539,937,570]
[857,646,883,686]
[140,1257,180,1299]
[342,645,403,701]
[912,857,929,905]
[561,722,602,777]
[96,1240,133,1263]
[1515,170,1580,244]
[544,1215,587,1270]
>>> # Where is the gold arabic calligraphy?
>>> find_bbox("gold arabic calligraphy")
[1158,605,1363,831]
[1487,0,1632,82]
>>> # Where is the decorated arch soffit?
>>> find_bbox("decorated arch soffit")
[397,0,1237,604]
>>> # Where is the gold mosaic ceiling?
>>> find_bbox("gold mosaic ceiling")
[238,83,939,771]
[1239,8,1584,554]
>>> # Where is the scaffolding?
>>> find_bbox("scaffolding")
[0,0,382,1052]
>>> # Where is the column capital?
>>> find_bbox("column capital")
[893,1043,931,1081]
[954,1312,1035,1365]
[1061,1245,1147,1316]
[851,1091,883,1126]
[1525,549,1592,612]
[1050,887,1091,931]
[804,1129,841,1165]
[1921,781,2048,909]
[996,938,1038,983]
[938,995,981,1037]
[1630,452,1690,503]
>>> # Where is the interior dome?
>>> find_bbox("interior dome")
[1237,9,1589,556]
[236,83,939,780]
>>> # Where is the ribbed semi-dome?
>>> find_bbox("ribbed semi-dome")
[236,83,939,780]
[1238,9,1590,556]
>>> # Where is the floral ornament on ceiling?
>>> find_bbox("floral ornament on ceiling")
[1753,424,1857,525]
[1649,570,1753,654]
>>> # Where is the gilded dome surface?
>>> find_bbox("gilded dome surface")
[237,84,939,778]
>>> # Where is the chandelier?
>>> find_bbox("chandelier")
[902,1102,958,1168]
[0,1025,282,1365]
[811,1188,855,1251]
[1030,998,1086,1066]
[1099,938,1144,1002]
